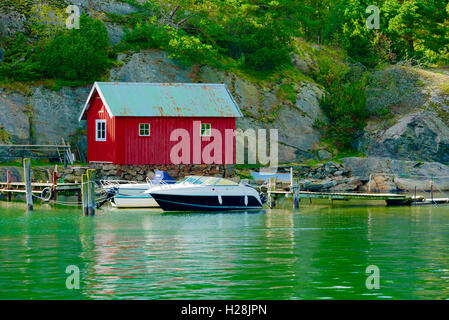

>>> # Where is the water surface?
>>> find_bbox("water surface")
[1,200,449,299]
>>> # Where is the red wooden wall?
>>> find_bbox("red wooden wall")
[86,93,236,165]
[86,92,117,163]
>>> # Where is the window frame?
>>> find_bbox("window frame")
[139,123,151,137]
[95,119,106,142]
[200,123,211,137]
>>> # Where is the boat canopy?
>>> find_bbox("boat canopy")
[177,176,238,186]
[152,170,176,184]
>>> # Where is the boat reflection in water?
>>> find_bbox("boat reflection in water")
[148,176,265,211]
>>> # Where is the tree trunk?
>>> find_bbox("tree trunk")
[407,38,415,54]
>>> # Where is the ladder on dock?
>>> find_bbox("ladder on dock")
[266,167,300,209]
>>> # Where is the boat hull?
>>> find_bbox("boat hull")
[150,193,262,211]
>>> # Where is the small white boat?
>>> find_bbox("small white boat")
[148,176,264,211]
[111,193,159,208]
[102,171,176,208]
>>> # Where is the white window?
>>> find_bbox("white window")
[200,123,211,137]
[95,119,106,141]
[139,123,150,136]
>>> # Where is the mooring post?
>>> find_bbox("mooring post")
[6,170,11,201]
[293,179,300,209]
[23,158,33,211]
[52,171,58,203]
[87,169,96,216]
[414,186,417,204]
[290,167,293,190]
[430,177,434,203]
[268,177,276,208]
[81,174,88,216]
[368,173,372,193]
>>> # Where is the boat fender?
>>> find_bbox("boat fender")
[244,194,248,206]
[218,194,223,205]
[41,187,54,202]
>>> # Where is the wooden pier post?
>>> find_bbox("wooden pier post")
[414,186,417,204]
[290,167,293,190]
[52,171,58,203]
[23,158,33,211]
[87,169,96,216]
[6,170,11,201]
[430,178,434,203]
[368,174,372,193]
[293,183,300,209]
[268,177,276,208]
[81,174,88,216]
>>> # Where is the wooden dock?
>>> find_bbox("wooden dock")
[0,170,81,203]
[0,181,81,192]
[297,191,424,206]
[263,167,448,208]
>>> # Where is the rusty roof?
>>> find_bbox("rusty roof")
[79,82,242,121]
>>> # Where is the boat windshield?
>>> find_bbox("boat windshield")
[214,179,238,186]
[175,176,238,186]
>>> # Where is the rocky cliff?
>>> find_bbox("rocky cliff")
[1,0,449,171]
[357,66,449,165]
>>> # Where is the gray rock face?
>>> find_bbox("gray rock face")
[318,149,332,160]
[359,66,449,165]
[109,50,192,83]
[341,156,449,190]
[0,9,26,37]
[0,89,29,142]
[272,83,324,161]
[105,23,125,46]
[366,66,427,115]
[358,111,449,164]
[29,86,90,144]
[73,0,137,15]
[233,78,260,109]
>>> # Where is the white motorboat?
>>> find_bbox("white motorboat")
[101,171,176,208]
[147,176,265,211]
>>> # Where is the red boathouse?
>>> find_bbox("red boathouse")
[79,82,242,165]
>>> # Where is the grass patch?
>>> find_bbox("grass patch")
[277,83,296,104]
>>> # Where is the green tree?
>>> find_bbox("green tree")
[384,0,449,60]
[39,14,110,81]
[28,2,66,40]
[0,33,43,81]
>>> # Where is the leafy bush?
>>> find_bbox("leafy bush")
[277,83,296,103]
[39,14,110,81]
[121,21,219,66]
[233,19,291,71]
[0,128,12,143]
[314,53,369,149]
[313,51,349,87]
[315,77,368,149]
[0,33,43,81]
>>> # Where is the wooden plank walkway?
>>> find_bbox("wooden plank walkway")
[297,191,419,201]
[0,181,81,191]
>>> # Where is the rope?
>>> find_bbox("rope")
[31,193,110,206]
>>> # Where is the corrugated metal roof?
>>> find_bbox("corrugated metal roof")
[79,82,242,121]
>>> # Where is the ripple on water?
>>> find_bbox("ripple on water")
[1,204,449,299]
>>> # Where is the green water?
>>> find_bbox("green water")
[1,200,449,300]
